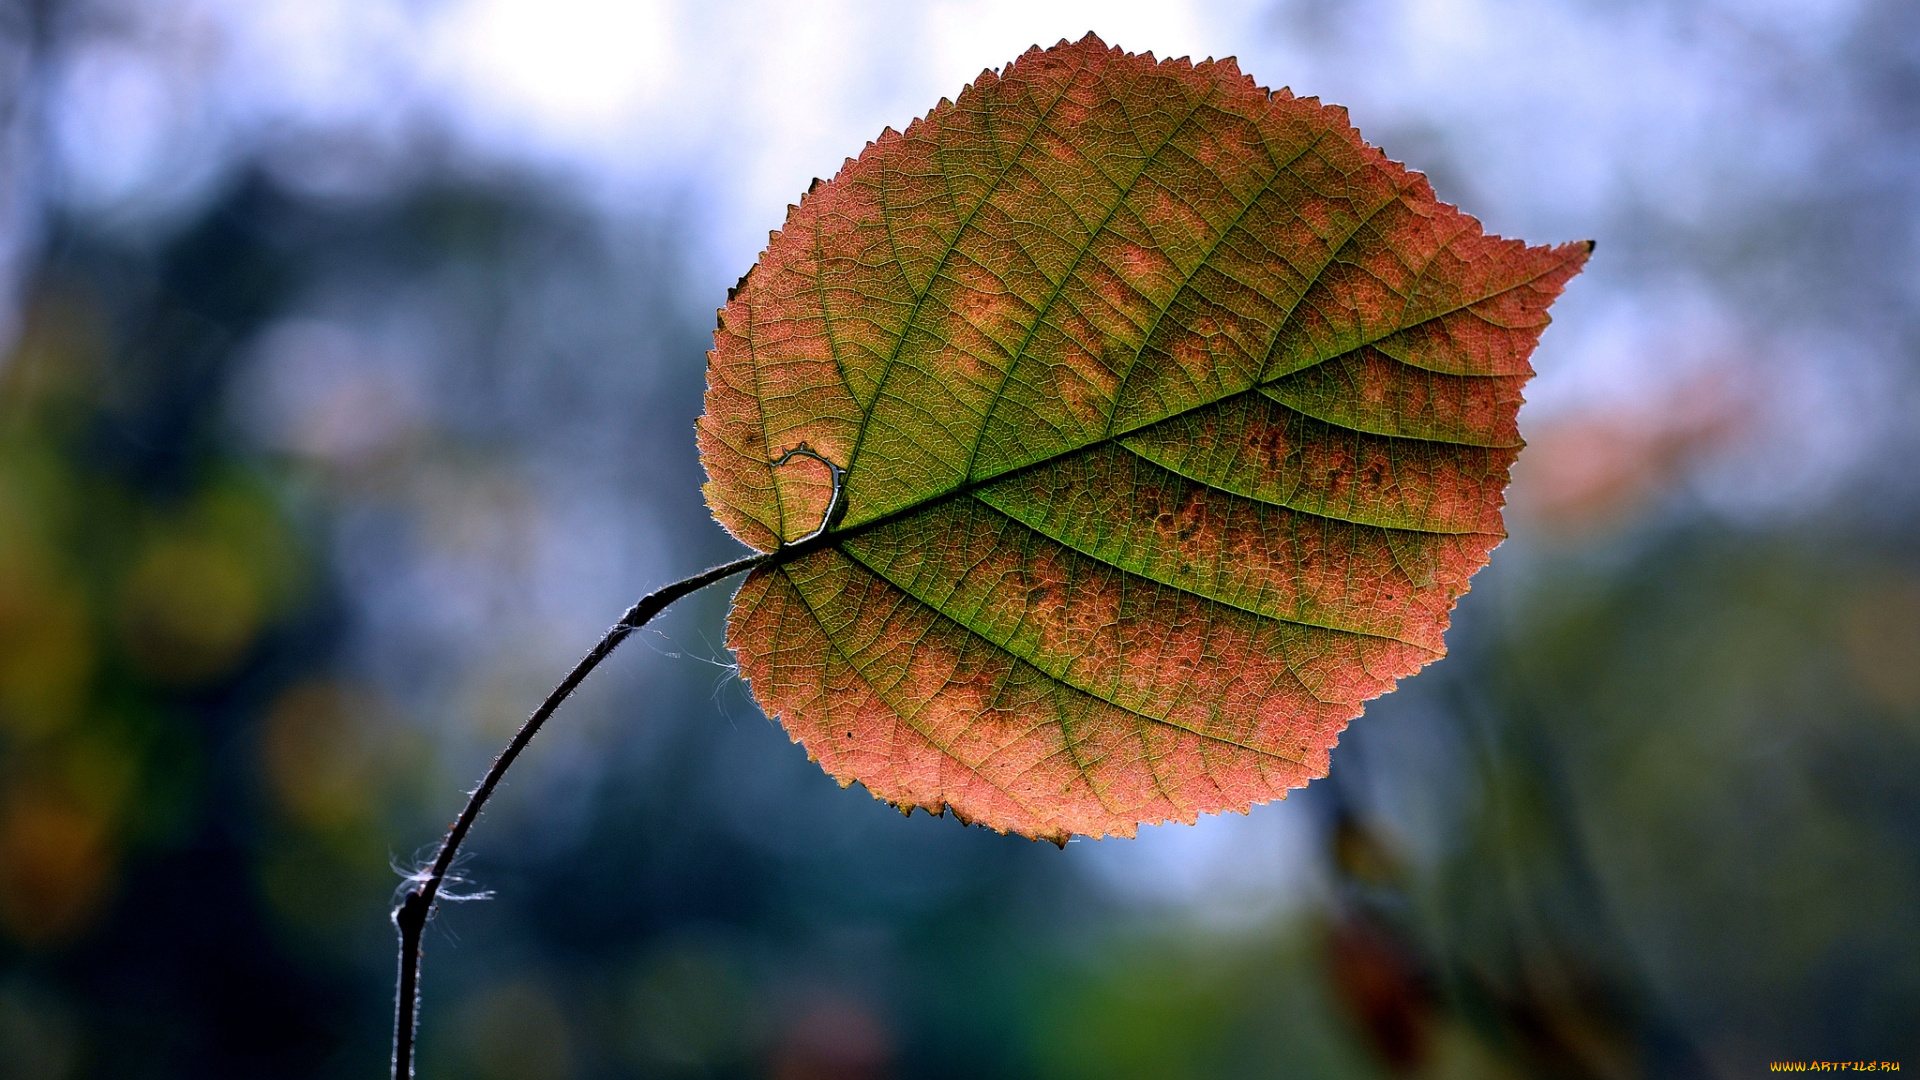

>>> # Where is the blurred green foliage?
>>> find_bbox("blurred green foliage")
[0,258,311,948]
[1444,531,1920,1065]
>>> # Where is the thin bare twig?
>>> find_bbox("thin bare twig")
[390,446,843,1080]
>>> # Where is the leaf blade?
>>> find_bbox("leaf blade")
[702,34,1588,839]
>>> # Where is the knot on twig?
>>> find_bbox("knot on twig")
[770,443,848,546]
[393,888,432,933]
[390,855,495,933]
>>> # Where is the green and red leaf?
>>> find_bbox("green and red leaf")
[699,34,1588,843]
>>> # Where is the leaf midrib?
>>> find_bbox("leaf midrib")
[818,246,1580,548]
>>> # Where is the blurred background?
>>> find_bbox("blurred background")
[0,0,1916,1077]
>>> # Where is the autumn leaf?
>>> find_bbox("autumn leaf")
[698,34,1588,844]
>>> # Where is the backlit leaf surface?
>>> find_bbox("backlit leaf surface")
[699,34,1588,843]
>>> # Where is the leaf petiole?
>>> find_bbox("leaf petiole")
[771,441,849,545]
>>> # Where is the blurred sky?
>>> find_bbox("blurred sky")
[24,0,1916,525]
